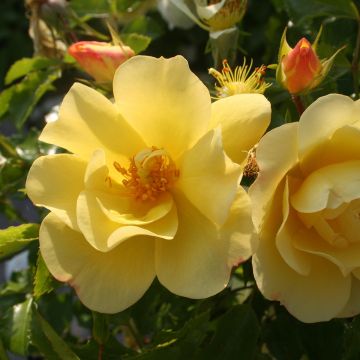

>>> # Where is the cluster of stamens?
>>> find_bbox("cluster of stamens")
[209,59,271,98]
[113,147,179,202]
[243,146,259,178]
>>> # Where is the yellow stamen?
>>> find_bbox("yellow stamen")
[209,58,271,98]
[113,147,179,201]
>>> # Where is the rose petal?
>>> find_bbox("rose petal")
[210,93,271,165]
[253,225,351,323]
[26,154,86,230]
[77,190,178,252]
[155,190,237,298]
[40,82,146,164]
[40,213,155,313]
[113,56,211,159]
[291,160,360,213]
[249,122,298,230]
[176,128,241,226]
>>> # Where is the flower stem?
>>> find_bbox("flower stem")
[98,344,104,360]
[352,17,360,99]
[291,94,305,116]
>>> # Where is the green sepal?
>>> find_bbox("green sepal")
[276,27,292,86]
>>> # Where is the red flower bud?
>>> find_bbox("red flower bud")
[68,41,135,83]
[281,38,321,94]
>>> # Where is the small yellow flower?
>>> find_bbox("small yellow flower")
[26,55,271,313]
[209,59,271,98]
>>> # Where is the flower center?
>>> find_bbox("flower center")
[114,147,179,201]
[208,59,271,98]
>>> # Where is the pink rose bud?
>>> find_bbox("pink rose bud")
[68,41,135,83]
[281,38,321,94]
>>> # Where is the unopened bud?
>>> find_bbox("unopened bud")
[68,41,135,83]
[276,28,344,94]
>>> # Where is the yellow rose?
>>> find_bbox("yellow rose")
[26,55,270,313]
[250,94,360,322]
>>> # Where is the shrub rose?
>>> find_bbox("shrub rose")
[250,94,360,322]
[26,55,271,313]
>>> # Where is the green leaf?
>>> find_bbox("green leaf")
[31,309,80,360]
[33,253,57,299]
[122,33,152,54]
[8,69,61,129]
[283,0,358,24]
[2,298,33,356]
[5,57,58,85]
[198,305,260,359]
[0,87,14,118]
[70,0,109,15]
[0,224,39,261]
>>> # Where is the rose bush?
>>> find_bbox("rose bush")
[26,55,270,313]
[250,94,360,322]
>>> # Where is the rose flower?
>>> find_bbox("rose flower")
[250,94,360,322]
[26,55,270,313]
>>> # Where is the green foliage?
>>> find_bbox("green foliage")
[0,224,39,261]
[33,253,57,299]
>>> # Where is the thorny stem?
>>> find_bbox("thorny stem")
[291,94,305,116]
[352,17,360,99]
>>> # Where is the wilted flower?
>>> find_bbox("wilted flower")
[250,94,360,322]
[276,28,344,94]
[26,55,271,313]
[68,41,135,83]
[209,59,271,98]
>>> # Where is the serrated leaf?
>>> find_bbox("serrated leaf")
[3,298,33,356]
[122,33,152,54]
[0,224,39,261]
[31,309,80,360]
[33,253,56,299]
[5,57,58,85]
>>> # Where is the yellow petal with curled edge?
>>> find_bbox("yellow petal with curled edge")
[113,56,211,160]
[40,82,146,164]
[253,223,351,323]
[40,213,155,314]
[26,154,86,231]
[291,160,360,213]
[210,93,271,165]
